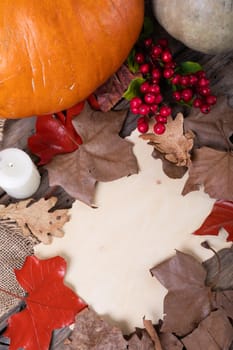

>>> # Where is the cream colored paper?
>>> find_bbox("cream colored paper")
[35,131,231,332]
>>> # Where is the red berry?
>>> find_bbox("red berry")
[138,103,150,115]
[151,45,162,57]
[171,74,181,85]
[140,81,150,94]
[137,122,149,133]
[158,38,168,47]
[131,107,139,114]
[149,84,160,94]
[153,122,166,134]
[160,105,171,117]
[151,68,162,80]
[130,96,142,109]
[200,104,210,114]
[205,95,217,105]
[144,92,156,105]
[180,75,190,86]
[181,88,193,102]
[196,70,206,79]
[199,86,211,96]
[163,67,174,79]
[144,37,153,48]
[154,94,163,104]
[164,61,176,69]
[155,115,167,123]
[152,78,159,85]
[140,63,150,75]
[135,52,145,64]
[150,104,158,113]
[189,74,198,85]
[137,116,146,124]
[173,91,182,101]
[198,77,210,87]
[193,98,203,108]
[161,49,173,63]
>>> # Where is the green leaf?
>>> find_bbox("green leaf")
[127,48,139,73]
[179,61,203,74]
[139,16,154,42]
[123,77,145,100]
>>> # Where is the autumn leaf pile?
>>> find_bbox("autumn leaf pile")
[141,95,233,202]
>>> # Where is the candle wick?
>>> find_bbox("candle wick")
[8,162,14,168]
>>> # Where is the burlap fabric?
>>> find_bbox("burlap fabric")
[0,220,34,319]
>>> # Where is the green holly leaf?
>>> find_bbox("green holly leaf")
[179,61,203,74]
[127,48,139,73]
[123,77,145,100]
[139,16,154,41]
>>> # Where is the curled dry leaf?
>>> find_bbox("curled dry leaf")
[182,147,233,201]
[0,197,69,244]
[150,250,212,337]
[182,310,233,350]
[140,113,194,167]
[46,103,138,206]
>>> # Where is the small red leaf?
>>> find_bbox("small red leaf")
[28,102,84,165]
[4,255,86,350]
[193,200,233,241]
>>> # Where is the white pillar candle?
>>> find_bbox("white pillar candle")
[0,148,40,199]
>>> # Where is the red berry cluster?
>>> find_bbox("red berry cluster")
[172,71,217,114]
[129,38,216,135]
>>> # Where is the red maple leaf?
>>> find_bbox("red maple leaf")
[3,255,87,350]
[28,101,84,165]
[193,200,233,242]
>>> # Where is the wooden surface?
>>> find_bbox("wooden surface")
[0,4,232,348]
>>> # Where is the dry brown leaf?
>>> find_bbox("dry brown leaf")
[182,147,233,201]
[95,64,138,112]
[60,308,127,350]
[140,113,194,166]
[143,318,162,350]
[150,250,212,337]
[184,95,233,151]
[152,149,188,179]
[0,197,69,244]
[127,331,155,350]
[46,103,138,206]
[182,310,233,350]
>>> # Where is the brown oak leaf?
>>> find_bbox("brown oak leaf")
[140,113,194,166]
[45,103,138,206]
[150,250,212,337]
[184,95,233,151]
[182,147,233,201]
[182,310,233,350]
[59,308,127,350]
[0,197,69,244]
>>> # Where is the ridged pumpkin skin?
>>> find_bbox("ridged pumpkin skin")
[153,0,233,55]
[0,0,144,118]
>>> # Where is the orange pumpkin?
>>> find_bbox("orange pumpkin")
[0,0,144,118]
